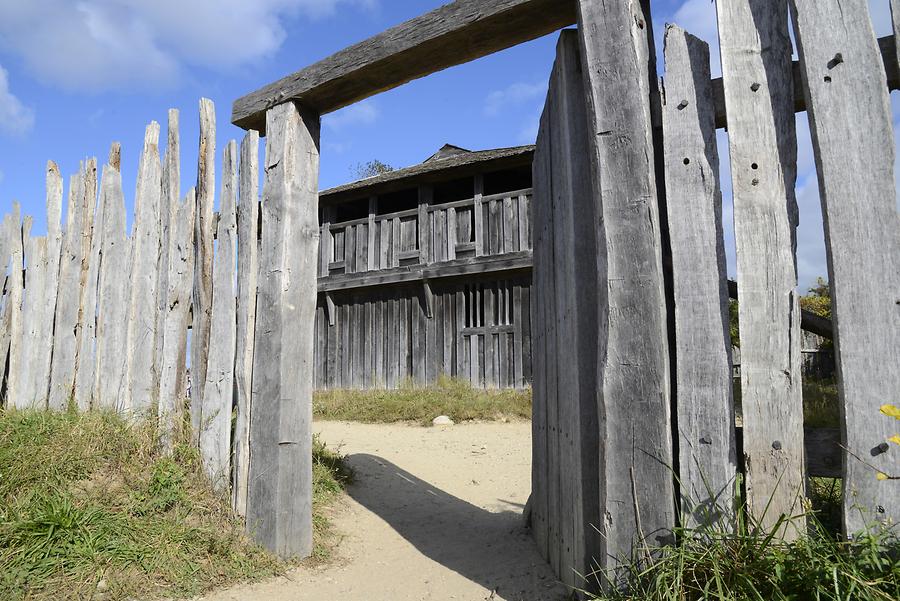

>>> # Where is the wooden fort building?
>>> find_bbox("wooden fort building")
[314,144,534,390]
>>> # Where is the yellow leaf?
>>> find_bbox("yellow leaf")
[880,404,900,420]
[889,435,900,446]
[876,472,889,481]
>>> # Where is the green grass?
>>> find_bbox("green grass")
[588,488,900,601]
[733,376,841,428]
[0,409,350,600]
[313,376,532,425]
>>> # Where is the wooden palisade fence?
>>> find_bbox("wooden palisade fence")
[0,0,898,591]
[0,100,303,552]
[531,0,900,591]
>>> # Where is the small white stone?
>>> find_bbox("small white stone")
[96,580,108,593]
[432,415,454,426]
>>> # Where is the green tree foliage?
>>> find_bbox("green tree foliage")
[799,277,832,319]
[729,277,832,349]
[352,159,394,180]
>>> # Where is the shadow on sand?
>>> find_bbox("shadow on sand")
[343,453,569,601]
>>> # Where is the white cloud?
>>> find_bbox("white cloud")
[484,81,547,117]
[0,65,34,135]
[323,101,379,131]
[0,0,378,92]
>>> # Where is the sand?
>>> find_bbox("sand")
[198,421,569,601]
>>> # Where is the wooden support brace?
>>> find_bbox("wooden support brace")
[326,293,337,327]
[422,280,435,319]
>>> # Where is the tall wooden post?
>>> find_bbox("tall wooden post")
[790,0,900,534]
[717,0,805,538]
[247,101,320,558]
[576,0,675,567]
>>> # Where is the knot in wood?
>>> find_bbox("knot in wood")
[750,82,760,92]
[771,440,782,451]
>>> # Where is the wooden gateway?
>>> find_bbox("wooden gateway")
[314,144,534,390]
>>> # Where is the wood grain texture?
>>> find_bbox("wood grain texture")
[200,140,238,492]
[73,160,102,411]
[48,168,89,410]
[232,0,577,131]
[530,29,604,589]
[233,130,260,516]
[789,0,900,533]
[155,109,180,406]
[192,98,216,438]
[21,164,63,409]
[158,188,195,453]
[94,158,130,411]
[0,207,21,394]
[662,25,737,531]
[124,123,163,415]
[5,208,25,408]
[717,0,805,538]
[247,102,320,558]
[577,0,676,566]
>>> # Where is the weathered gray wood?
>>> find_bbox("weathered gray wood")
[73,159,102,411]
[790,0,900,533]
[201,140,238,491]
[158,188,195,453]
[19,234,50,408]
[577,0,675,565]
[232,0,577,131]
[48,166,89,410]
[318,251,532,293]
[662,25,737,531]
[532,29,603,587]
[0,207,21,393]
[717,0,805,538]
[247,102,319,558]
[94,153,130,411]
[894,0,900,74]
[20,163,63,409]
[192,98,216,438]
[473,175,484,257]
[124,123,163,415]
[233,130,260,516]
[155,109,180,407]
[5,210,26,408]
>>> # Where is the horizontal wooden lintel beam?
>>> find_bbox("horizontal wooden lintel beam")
[712,35,898,129]
[232,0,578,132]
[317,251,533,293]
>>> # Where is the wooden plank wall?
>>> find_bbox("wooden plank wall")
[313,276,531,390]
[531,30,601,589]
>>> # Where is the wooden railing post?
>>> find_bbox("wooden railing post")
[418,184,432,264]
[473,174,484,256]
[247,101,320,559]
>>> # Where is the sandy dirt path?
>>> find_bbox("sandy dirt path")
[199,421,569,601]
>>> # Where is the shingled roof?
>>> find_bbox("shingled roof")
[320,144,535,205]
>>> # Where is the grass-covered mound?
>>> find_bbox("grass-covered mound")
[313,376,532,425]
[0,409,350,600]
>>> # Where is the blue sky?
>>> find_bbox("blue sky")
[0,0,896,289]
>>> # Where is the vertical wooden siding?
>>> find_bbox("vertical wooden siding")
[313,277,532,389]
